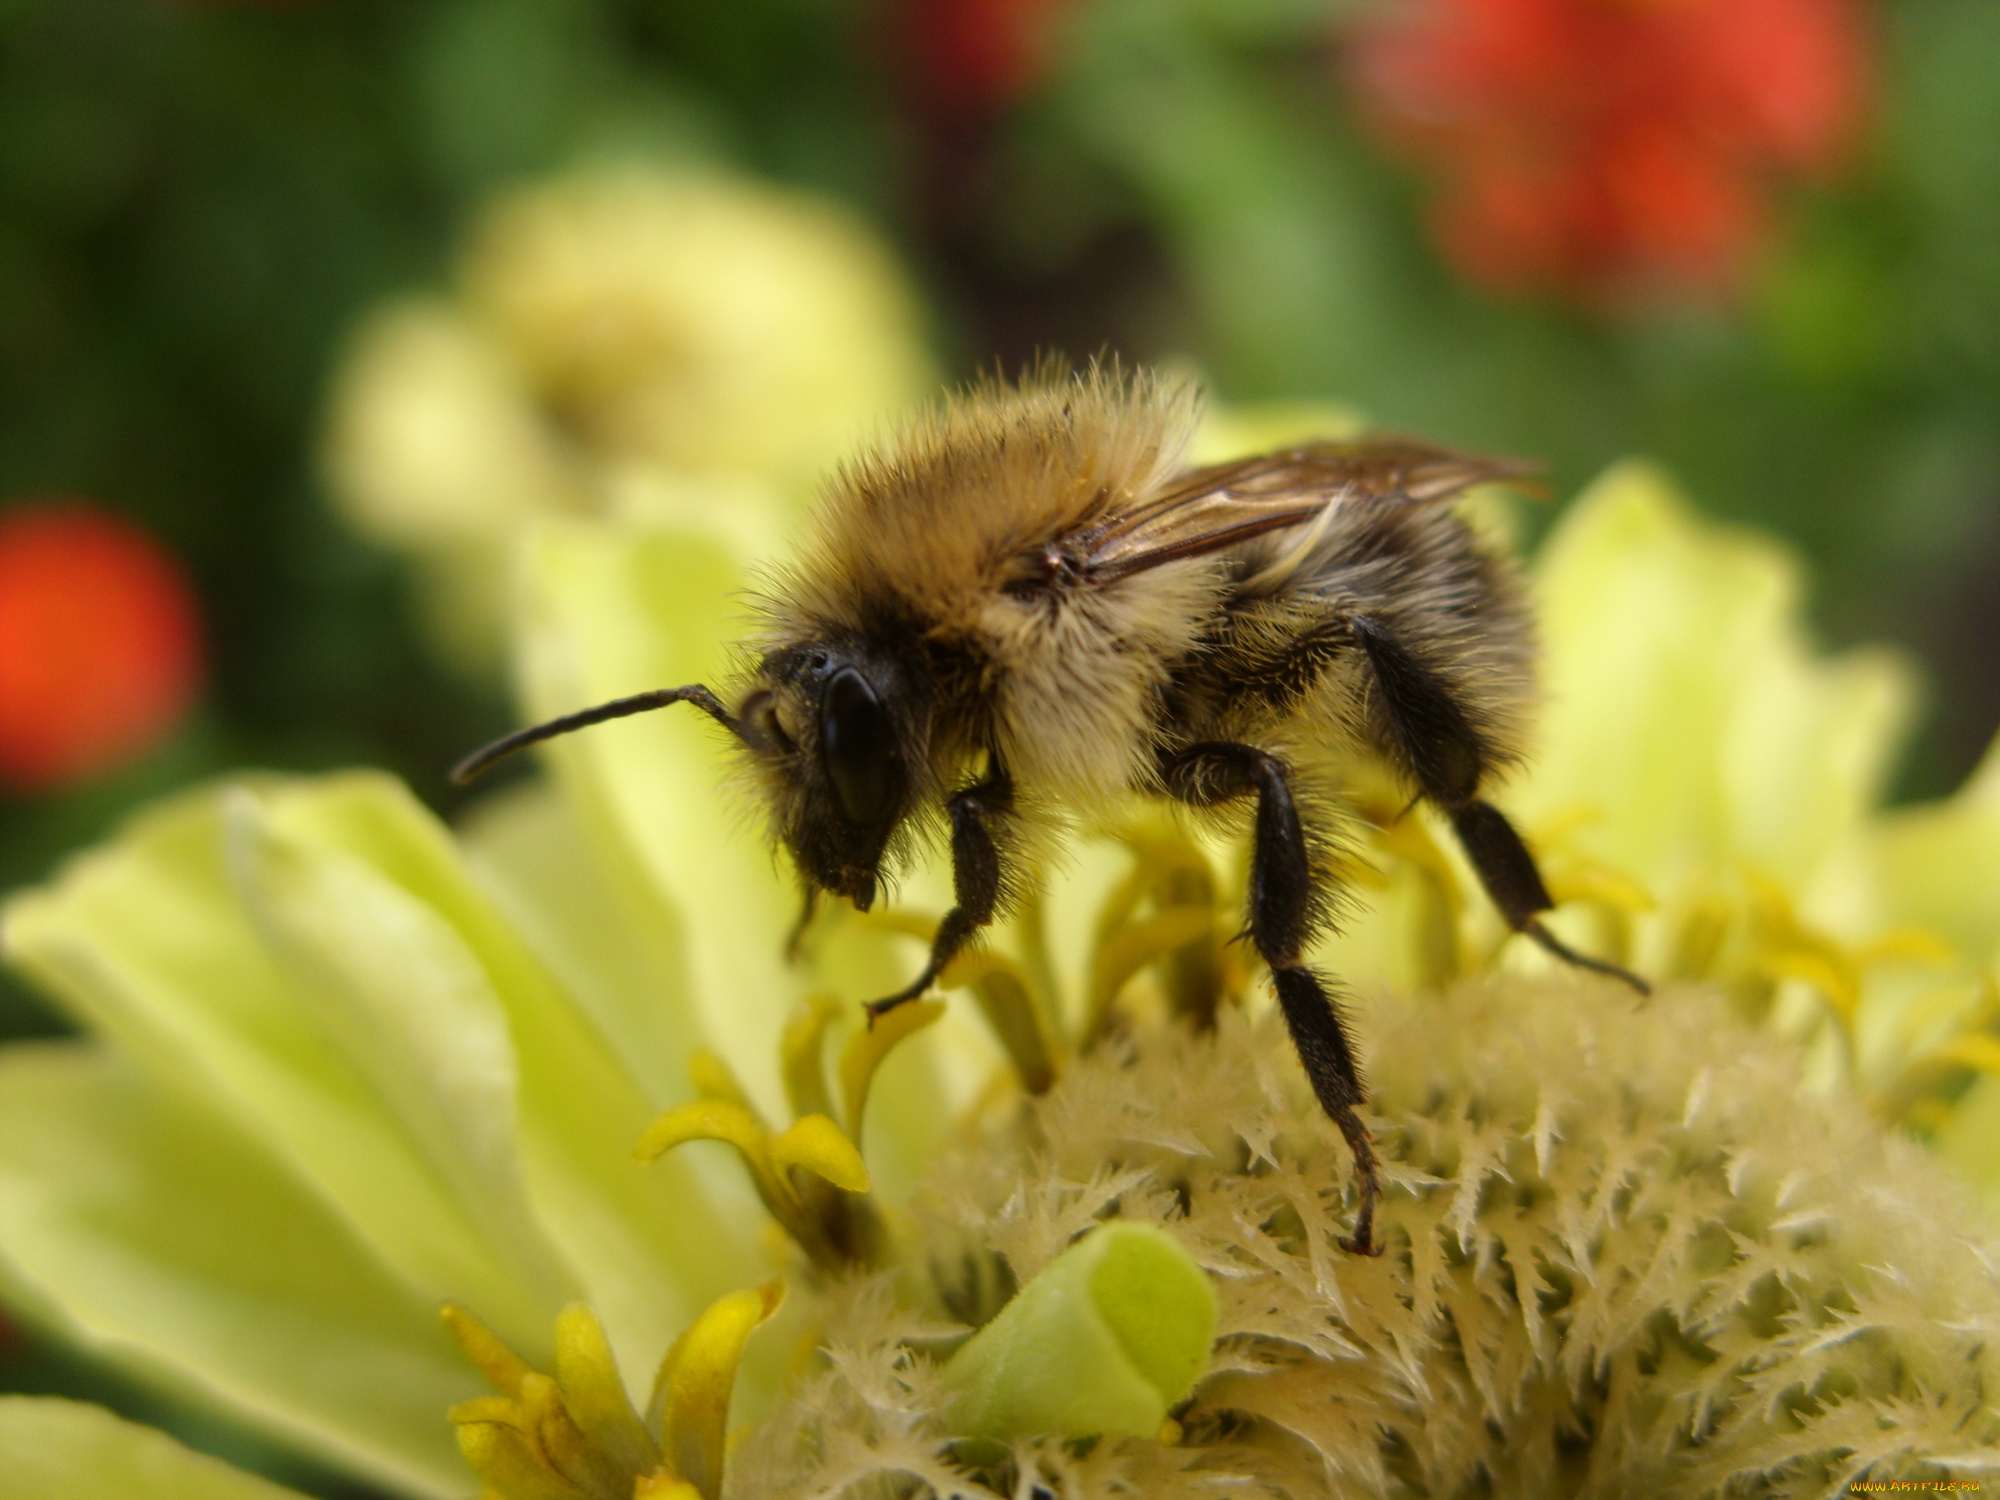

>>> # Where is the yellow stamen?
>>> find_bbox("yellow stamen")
[779,993,840,1121]
[520,1370,623,1497]
[444,1303,535,1398]
[1084,905,1213,1045]
[650,1282,786,1500]
[944,946,1063,1093]
[1667,895,1733,981]
[687,1048,761,1116]
[446,1291,779,1500]
[770,1113,870,1194]
[839,999,944,1148]
[553,1305,660,1480]
[454,1413,587,1500]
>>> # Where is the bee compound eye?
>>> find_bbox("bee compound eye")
[820,668,901,827]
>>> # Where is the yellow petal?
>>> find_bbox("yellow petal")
[518,520,797,1121]
[234,774,760,1369]
[1866,734,2000,965]
[0,783,556,1348]
[1527,462,1918,894]
[0,1044,473,1496]
[651,1283,786,1500]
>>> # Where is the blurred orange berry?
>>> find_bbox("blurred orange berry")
[1349,0,1870,305]
[0,504,203,793]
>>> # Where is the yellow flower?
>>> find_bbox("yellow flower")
[1311,460,2000,1152]
[320,166,934,672]
[5,419,2000,1494]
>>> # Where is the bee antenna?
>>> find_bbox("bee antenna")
[450,685,745,786]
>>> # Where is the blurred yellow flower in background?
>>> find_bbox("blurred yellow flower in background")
[320,166,934,674]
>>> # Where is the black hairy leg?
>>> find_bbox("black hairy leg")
[1163,742,1382,1257]
[864,764,1014,1023]
[1350,616,1650,996]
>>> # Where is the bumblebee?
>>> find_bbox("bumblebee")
[456,365,1644,1256]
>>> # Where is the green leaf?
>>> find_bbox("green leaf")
[0,1397,311,1500]
[941,1222,1218,1441]
[0,1046,473,1496]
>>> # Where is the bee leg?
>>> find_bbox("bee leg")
[863,767,1014,1024]
[1350,617,1649,997]
[1448,803,1651,993]
[1164,743,1383,1257]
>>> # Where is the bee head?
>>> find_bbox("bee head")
[737,642,916,910]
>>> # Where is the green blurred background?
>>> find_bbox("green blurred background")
[0,1,1994,1491]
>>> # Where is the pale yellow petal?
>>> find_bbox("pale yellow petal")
[242,774,762,1389]
[320,298,574,549]
[460,782,691,1111]
[0,1397,313,1500]
[1865,733,2000,965]
[516,520,797,1119]
[1,782,555,1348]
[224,782,577,1320]
[0,1045,472,1496]
[1527,462,1917,893]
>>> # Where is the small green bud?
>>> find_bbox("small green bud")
[940,1222,1218,1441]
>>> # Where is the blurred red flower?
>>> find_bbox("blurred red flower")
[0,504,203,793]
[900,0,1073,119]
[1349,0,1870,304]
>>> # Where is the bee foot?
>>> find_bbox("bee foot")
[1525,920,1651,999]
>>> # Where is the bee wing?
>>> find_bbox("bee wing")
[1077,439,1534,582]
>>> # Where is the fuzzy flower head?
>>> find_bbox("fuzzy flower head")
[4,415,2000,1495]
[739,976,2000,1498]
[1348,0,1871,304]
